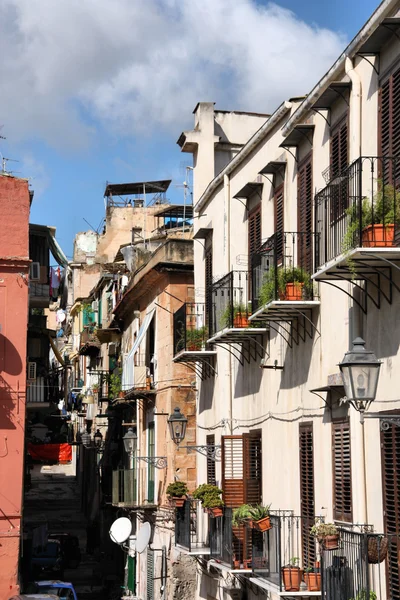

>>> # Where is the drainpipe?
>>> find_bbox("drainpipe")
[346,56,368,525]
[224,173,234,435]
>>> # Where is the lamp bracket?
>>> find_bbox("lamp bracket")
[136,456,167,469]
[183,444,221,461]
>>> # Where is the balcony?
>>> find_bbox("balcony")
[250,512,320,595]
[208,271,267,363]
[314,156,400,312]
[209,507,254,571]
[79,326,101,355]
[172,302,216,379]
[112,468,137,507]
[122,353,156,400]
[175,499,210,555]
[249,232,320,345]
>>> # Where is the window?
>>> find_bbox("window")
[330,117,348,179]
[206,434,216,486]
[299,423,316,568]
[332,419,352,522]
[379,66,400,183]
[297,154,313,273]
[248,204,262,271]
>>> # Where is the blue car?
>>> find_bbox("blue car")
[33,582,77,600]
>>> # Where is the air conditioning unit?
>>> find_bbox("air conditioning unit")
[27,362,37,381]
[30,262,40,281]
[92,300,99,312]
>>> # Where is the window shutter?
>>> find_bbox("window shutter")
[205,247,213,328]
[274,185,284,262]
[248,205,262,266]
[297,155,313,273]
[146,548,154,600]
[330,117,348,179]
[243,432,262,505]
[379,66,400,183]
[299,423,316,568]
[332,420,352,522]
[206,434,216,486]
[221,436,244,508]
[381,419,400,597]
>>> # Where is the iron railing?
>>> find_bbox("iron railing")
[251,512,320,590]
[321,528,400,600]
[209,271,251,336]
[315,156,400,269]
[175,499,209,552]
[251,232,318,312]
[209,507,253,569]
[173,303,209,355]
[112,468,137,506]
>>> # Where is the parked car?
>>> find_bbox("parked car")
[31,540,64,578]
[32,582,77,600]
[48,534,81,569]
[9,595,59,600]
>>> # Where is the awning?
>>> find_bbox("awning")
[122,308,155,390]
[48,334,65,366]
[311,82,351,110]
[358,18,400,54]
[48,232,68,268]
[259,160,286,176]
[193,228,213,240]
[280,125,315,148]
[104,180,171,197]
[233,182,263,200]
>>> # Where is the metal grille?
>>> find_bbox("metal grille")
[322,529,368,600]
[332,420,352,522]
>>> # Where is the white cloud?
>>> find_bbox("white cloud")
[20,154,50,198]
[0,0,346,148]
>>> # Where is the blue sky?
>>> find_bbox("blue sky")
[0,0,380,257]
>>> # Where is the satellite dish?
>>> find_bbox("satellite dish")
[109,517,132,544]
[136,522,151,554]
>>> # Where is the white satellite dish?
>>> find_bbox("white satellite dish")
[109,517,132,544]
[136,522,151,554]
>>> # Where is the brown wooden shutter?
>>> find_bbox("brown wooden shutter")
[221,436,244,508]
[205,246,213,326]
[332,419,352,522]
[297,155,313,273]
[206,434,216,486]
[274,184,284,262]
[299,423,316,568]
[381,419,400,598]
[248,204,262,265]
[379,66,400,183]
[330,117,348,178]
[243,431,262,505]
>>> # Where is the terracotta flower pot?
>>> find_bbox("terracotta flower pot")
[304,573,321,592]
[362,224,394,247]
[254,516,272,532]
[172,497,186,508]
[319,534,339,550]
[282,567,303,592]
[208,507,223,518]
[284,282,304,301]
[187,341,201,351]
[233,314,249,328]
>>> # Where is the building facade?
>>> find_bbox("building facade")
[172,3,400,599]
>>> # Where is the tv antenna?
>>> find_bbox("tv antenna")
[1,155,19,175]
[0,125,6,140]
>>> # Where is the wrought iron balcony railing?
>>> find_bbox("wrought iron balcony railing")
[251,232,317,313]
[252,512,319,590]
[209,271,251,336]
[315,155,400,269]
[173,303,209,355]
[175,499,210,553]
[209,507,253,569]
[112,468,137,507]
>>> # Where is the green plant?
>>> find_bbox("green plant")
[351,590,377,600]
[186,326,206,348]
[221,303,247,328]
[258,267,312,306]
[250,504,271,521]
[259,269,278,306]
[287,557,300,567]
[202,493,224,510]
[232,504,254,527]
[108,369,122,398]
[310,521,338,538]
[193,484,223,503]
[166,481,188,498]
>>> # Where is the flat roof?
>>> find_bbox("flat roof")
[104,180,171,197]
[311,82,351,110]
[358,18,400,54]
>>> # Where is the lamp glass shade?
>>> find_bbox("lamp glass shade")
[168,407,188,444]
[339,337,381,403]
[81,432,91,448]
[94,429,103,448]
[123,427,137,455]
[85,389,94,404]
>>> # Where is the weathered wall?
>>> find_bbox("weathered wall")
[0,175,31,598]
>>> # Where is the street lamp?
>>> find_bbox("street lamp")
[338,337,382,413]
[94,429,103,450]
[81,432,92,448]
[123,427,137,457]
[168,407,188,444]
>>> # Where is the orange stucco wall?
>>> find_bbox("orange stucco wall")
[0,175,31,598]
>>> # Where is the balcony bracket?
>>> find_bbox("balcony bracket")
[357,54,380,75]
[250,301,320,346]
[208,330,267,365]
[311,107,331,127]
[183,444,222,461]
[136,456,167,469]
[173,350,217,380]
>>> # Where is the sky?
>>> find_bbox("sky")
[0,0,381,257]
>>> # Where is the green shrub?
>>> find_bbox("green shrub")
[166,481,188,498]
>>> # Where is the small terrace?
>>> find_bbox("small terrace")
[209,507,254,571]
[208,270,267,364]
[122,352,156,401]
[314,156,400,312]
[249,232,320,345]
[79,325,101,355]
[172,302,216,379]
[175,499,210,555]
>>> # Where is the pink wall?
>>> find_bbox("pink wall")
[0,175,30,598]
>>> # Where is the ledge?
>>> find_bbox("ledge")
[207,327,267,344]
[249,578,321,597]
[176,544,210,556]
[208,560,252,574]
[249,300,320,322]
[173,349,217,362]
[313,247,400,282]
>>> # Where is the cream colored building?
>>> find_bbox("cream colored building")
[173,2,400,599]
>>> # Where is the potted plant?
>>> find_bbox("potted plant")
[350,590,377,600]
[258,269,277,306]
[166,481,188,507]
[280,267,312,301]
[310,520,339,550]
[193,484,224,517]
[251,504,272,532]
[304,566,321,591]
[232,504,255,528]
[282,557,303,592]
[222,304,249,328]
[108,370,123,399]
[186,326,206,351]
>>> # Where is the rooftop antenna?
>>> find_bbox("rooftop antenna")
[0,125,6,140]
[1,155,19,175]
